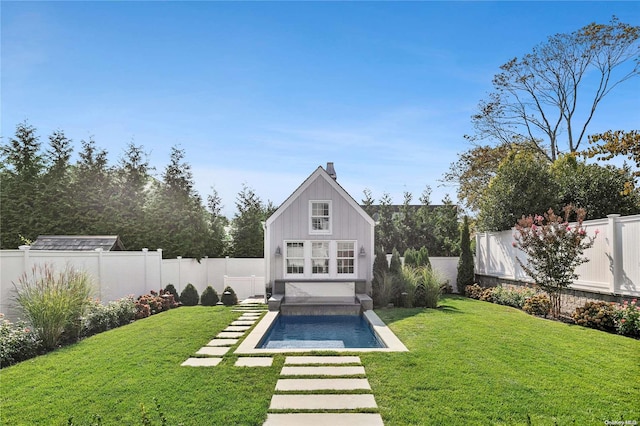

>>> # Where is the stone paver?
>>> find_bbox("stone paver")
[224,325,252,332]
[269,394,377,410]
[216,331,246,339]
[275,378,371,391]
[206,338,238,346]
[196,346,230,356]
[181,357,222,367]
[280,366,366,376]
[232,309,266,313]
[231,320,256,326]
[235,357,274,367]
[263,413,384,426]
[240,312,262,317]
[285,356,361,365]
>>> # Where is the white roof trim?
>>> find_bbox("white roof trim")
[265,166,375,228]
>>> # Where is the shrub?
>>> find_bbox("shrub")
[0,314,42,368]
[417,246,431,270]
[479,288,494,303]
[373,271,393,308]
[389,248,402,275]
[572,301,616,331]
[164,284,180,303]
[137,293,165,314]
[613,299,640,337]
[403,248,418,268]
[200,286,219,306]
[440,282,453,294]
[81,297,136,337]
[413,283,427,308]
[465,284,484,299]
[457,216,475,293]
[14,264,93,350]
[418,266,442,308]
[221,286,238,306]
[180,284,200,306]
[523,294,551,317]
[491,286,537,309]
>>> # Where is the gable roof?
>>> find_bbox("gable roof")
[30,235,126,251]
[265,165,375,228]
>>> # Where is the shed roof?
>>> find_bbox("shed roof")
[30,236,126,251]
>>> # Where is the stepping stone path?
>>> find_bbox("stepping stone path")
[181,300,270,368]
[264,356,384,426]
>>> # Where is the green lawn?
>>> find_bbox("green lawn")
[1,298,638,425]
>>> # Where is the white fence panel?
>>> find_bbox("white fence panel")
[223,276,265,301]
[476,214,640,297]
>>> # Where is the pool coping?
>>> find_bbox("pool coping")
[234,310,408,354]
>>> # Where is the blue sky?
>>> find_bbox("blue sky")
[2,1,639,217]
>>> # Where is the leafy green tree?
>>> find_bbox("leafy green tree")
[585,130,640,193]
[478,152,558,231]
[514,206,596,317]
[456,216,475,293]
[552,155,640,219]
[394,191,418,253]
[231,184,267,258]
[0,122,45,248]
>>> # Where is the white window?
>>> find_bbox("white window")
[336,241,355,274]
[286,242,305,274]
[310,201,331,234]
[311,242,330,274]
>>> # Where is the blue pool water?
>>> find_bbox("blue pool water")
[258,315,385,349]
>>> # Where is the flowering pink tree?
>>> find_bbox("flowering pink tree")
[513,206,597,318]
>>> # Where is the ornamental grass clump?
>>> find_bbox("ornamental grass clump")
[514,206,596,318]
[13,264,93,350]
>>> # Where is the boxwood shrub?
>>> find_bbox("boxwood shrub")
[200,286,219,306]
[180,284,200,306]
[221,286,238,306]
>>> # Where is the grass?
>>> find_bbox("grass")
[364,296,640,425]
[1,298,639,425]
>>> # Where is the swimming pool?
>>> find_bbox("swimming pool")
[258,315,385,349]
[234,310,408,354]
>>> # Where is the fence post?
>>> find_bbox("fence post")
[142,248,149,293]
[157,249,163,290]
[204,256,209,289]
[177,256,182,293]
[95,248,104,300]
[484,232,490,275]
[19,245,30,275]
[607,214,621,294]
[251,274,256,297]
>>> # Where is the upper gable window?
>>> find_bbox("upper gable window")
[310,201,332,234]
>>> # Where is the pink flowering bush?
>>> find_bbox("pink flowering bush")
[514,206,596,317]
[614,299,640,337]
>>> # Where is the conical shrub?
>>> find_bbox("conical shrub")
[200,286,219,306]
[180,284,199,306]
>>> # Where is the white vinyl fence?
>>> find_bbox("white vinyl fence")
[0,249,265,321]
[475,214,640,297]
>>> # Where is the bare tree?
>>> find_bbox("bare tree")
[469,16,639,161]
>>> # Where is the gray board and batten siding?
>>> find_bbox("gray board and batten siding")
[264,164,375,295]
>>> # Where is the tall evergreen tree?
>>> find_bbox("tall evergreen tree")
[70,137,116,235]
[0,122,45,247]
[231,184,266,258]
[456,216,475,293]
[146,146,209,258]
[112,143,152,250]
[39,130,75,236]
[206,187,228,257]
[376,192,396,253]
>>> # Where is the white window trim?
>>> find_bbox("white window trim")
[282,239,357,279]
[311,241,330,276]
[284,241,306,276]
[336,240,357,277]
[309,200,332,235]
